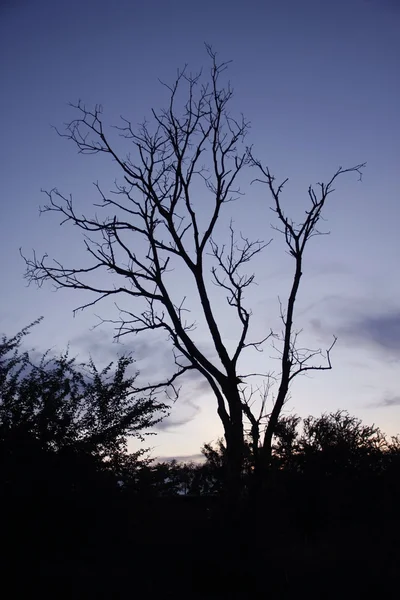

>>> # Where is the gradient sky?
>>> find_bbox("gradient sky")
[1,0,399,460]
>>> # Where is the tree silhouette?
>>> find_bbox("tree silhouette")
[22,46,365,496]
[0,319,171,576]
[297,410,389,477]
[0,319,167,488]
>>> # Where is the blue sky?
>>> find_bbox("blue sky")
[1,0,399,459]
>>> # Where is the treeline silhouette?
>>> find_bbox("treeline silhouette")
[1,324,399,595]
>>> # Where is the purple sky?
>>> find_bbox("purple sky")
[1,0,399,459]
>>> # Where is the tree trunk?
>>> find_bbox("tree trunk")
[225,427,243,499]
[223,387,245,504]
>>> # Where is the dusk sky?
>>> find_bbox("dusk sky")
[1,0,399,460]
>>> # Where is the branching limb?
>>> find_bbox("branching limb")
[249,155,365,464]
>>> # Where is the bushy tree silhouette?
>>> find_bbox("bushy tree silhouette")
[0,319,167,570]
[0,319,166,463]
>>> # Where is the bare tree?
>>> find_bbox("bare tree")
[23,46,365,497]
[248,158,365,476]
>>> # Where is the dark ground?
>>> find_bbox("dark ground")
[2,478,399,598]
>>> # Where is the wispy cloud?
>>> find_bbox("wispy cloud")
[371,395,400,408]
[156,397,201,431]
[155,453,204,464]
[339,310,400,358]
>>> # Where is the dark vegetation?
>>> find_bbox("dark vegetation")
[12,46,397,595]
[1,323,399,596]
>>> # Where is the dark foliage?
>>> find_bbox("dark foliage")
[1,325,399,594]
[0,321,168,578]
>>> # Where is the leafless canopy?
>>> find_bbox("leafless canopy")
[249,157,365,460]
[23,45,365,484]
